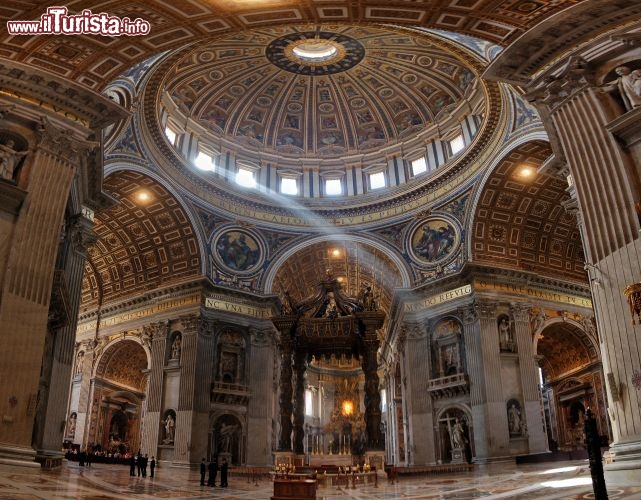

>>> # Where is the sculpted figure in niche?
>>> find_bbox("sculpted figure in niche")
[67,413,77,438]
[0,139,28,182]
[508,403,522,435]
[218,422,238,452]
[499,318,511,344]
[498,316,515,352]
[170,334,182,359]
[602,65,641,111]
[74,351,84,376]
[163,413,175,443]
[450,419,465,449]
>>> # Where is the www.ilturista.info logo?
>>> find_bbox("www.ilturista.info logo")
[7,7,150,36]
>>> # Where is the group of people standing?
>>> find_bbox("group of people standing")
[129,452,156,478]
[200,457,229,487]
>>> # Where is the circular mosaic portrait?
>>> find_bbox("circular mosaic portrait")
[213,229,264,273]
[409,217,460,265]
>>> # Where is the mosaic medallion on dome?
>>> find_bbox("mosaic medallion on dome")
[212,228,264,274]
[162,25,479,158]
[408,216,461,266]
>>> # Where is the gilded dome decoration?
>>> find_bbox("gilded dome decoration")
[162,25,481,160]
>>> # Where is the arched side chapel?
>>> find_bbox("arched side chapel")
[0,0,640,484]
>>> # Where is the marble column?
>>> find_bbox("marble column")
[139,321,168,458]
[292,348,306,455]
[511,303,547,454]
[278,331,293,451]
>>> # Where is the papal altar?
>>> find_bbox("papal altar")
[309,453,352,466]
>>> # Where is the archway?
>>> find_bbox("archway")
[212,414,243,465]
[91,340,149,454]
[535,319,606,452]
[436,406,473,464]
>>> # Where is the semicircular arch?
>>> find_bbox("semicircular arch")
[94,338,150,392]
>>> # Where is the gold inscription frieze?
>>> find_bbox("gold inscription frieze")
[76,294,201,332]
[473,280,592,308]
[403,284,473,312]
[205,297,273,318]
[207,173,471,228]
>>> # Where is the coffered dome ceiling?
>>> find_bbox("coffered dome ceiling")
[161,25,480,160]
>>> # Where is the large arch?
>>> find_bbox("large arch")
[535,319,606,453]
[89,339,150,454]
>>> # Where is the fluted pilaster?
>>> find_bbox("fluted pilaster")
[247,327,276,465]
[403,321,434,464]
[532,66,641,474]
[0,122,96,460]
[174,314,200,464]
[34,213,96,459]
[140,321,168,456]
[511,303,547,453]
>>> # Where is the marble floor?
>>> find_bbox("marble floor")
[1,460,641,499]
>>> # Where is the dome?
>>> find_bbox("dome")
[158,25,482,169]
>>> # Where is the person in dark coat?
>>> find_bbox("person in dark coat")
[137,451,142,476]
[129,455,136,476]
[149,456,156,478]
[142,454,148,477]
[220,458,228,487]
[199,458,206,486]
[207,459,218,487]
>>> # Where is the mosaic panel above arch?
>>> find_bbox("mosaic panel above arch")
[407,215,461,267]
[211,227,265,275]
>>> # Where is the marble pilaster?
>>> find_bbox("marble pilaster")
[474,301,509,461]
[403,321,435,465]
[246,327,275,466]
[139,321,168,457]
[511,303,547,454]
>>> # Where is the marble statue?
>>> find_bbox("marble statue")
[602,65,641,111]
[0,139,28,181]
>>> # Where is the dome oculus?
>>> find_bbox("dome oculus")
[266,31,364,75]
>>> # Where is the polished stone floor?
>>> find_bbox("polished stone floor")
[1,460,640,499]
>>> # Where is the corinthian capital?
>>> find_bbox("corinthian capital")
[526,56,594,110]
[36,117,98,165]
[475,301,496,320]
